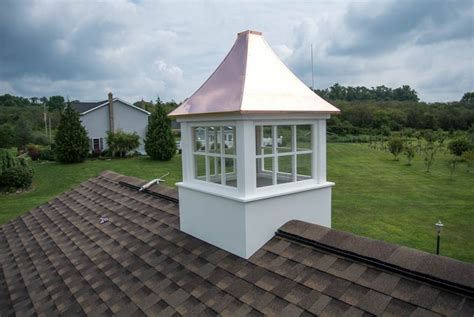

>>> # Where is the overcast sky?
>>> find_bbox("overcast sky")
[1,0,473,103]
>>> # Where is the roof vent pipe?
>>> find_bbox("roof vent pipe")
[108,92,114,133]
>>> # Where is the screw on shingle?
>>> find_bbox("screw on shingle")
[100,216,109,224]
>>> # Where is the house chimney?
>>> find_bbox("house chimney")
[108,92,114,132]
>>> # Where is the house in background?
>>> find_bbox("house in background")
[71,93,150,154]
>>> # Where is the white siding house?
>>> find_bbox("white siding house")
[71,93,150,154]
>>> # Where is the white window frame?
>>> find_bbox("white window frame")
[91,137,103,151]
[255,124,313,187]
[191,124,237,188]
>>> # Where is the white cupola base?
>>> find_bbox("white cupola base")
[170,30,340,259]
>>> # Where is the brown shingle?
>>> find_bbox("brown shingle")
[0,171,472,317]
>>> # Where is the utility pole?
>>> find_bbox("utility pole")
[311,44,314,89]
[49,116,52,141]
[44,103,48,136]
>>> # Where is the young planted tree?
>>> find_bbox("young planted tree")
[145,105,176,161]
[403,142,416,165]
[448,138,472,157]
[106,130,140,157]
[388,137,404,160]
[446,157,458,178]
[462,150,474,172]
[54,105,89,163]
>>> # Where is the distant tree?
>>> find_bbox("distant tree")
[46,96,65,112]
[393,85,419,101]
[156,95,162,106]
[145,105,176,161]
[54,105,89,163]
[448,138,472,156]
[106,130,140,157]
[14,118,33,148]
[328,83,347,100]
[388,137,404,160]
[0,124,16,148]
[30,97,39,105]
[403,142,416,165]
[460,92,474,104]
[40,97,48,104]
[3,99,17,107]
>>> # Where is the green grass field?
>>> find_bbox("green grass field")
[1,143,472,262]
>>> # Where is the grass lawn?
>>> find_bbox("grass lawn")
[1,144,473,262]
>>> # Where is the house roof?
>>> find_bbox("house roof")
[1,171,473,316]
[169,30,340,117]
[70,100,108,114]
[71,98,151,115]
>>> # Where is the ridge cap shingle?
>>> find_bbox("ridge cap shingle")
[278,220,474,290]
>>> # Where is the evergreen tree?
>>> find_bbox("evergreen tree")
[54,105,89,163]
[145,105,176,161]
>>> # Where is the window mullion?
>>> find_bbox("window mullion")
[272,125,277,185]
[292,125,297,182]
[220,127,226,185]
[205,128,210,181]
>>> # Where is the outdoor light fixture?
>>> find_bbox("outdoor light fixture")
[435,220,443,255]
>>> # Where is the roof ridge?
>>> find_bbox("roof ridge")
[278,220,474,296]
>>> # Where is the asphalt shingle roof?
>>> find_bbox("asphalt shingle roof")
[0,171,473,316]
[70,100,108,114]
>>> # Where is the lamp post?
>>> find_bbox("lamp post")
[435,220,443,255]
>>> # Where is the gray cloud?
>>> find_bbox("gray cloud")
[328,0,473,56]
[0,0,472,103]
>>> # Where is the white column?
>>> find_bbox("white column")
[237,121,256,196]
[180,122,193,182]
[312,120,327,183]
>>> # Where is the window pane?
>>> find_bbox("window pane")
[224,158,237,187]
[297,153,312,180]
[224,126,235,155]
[277,125,293,153]
[193,127,205,152]
[256,157,273,187]
[208,156,221,184]
[277,155,293,184]
[207,127,218,153]
[194,155,206,181]
[255,125,273,155]
[297,125,312,151]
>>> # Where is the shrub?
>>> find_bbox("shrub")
[39,148,55,161]
[145,105,176,161]
[106,130,140,157]
[0,166,33,190]
[0,149,20,174]
[448,138,472,156]
[54,105,90,163]
[388,137,404,160]
[26,144,41,161]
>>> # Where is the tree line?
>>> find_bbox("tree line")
[314,84,421,102]
[315,85,474,136]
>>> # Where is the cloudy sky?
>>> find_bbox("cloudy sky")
[1,0,473,103]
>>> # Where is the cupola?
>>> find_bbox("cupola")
[170,30,340,258]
